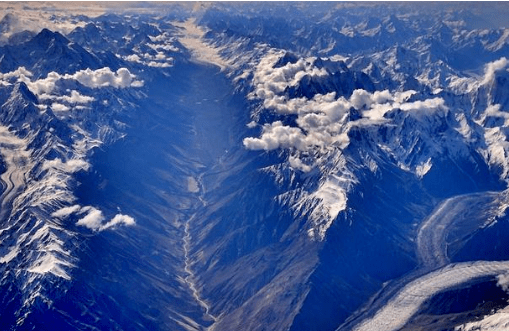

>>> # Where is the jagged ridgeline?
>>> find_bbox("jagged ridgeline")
[1,2,509,331]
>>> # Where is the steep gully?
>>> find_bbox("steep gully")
[339,191,508,331]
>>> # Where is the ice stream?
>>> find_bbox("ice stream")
[342,191,509,331]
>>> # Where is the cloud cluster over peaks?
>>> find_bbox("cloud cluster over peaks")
[69,67,144,88]
[243,50,450,241]
[243,51,448,162]
[2,66,144,96]
[0,66,144,112]
[122,32,177,68]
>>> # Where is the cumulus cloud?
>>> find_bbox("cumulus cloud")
[51,204,81,218]
[350,89,373,110]
[21,67,143,97]
[244,51,441,156]
[75,206,135,232]
[124,54,142,63]
[99,214,136,231]
[23,71,61,95]
[147,33,180,52]
[155,52,166,60]
[142,50,173,66]
[154,44,180,52]
[147,61,172,68]
[12,67,143,112]
[51,103,70,112]
[243,121,307,151]
[482,57,509,85]
[76,207,105,230]
[249,51,323,101]
[65,67,143,89]
[124,52,173,68]
[399,97,446,112]
[0,66,32,83]
[497,272,509,292]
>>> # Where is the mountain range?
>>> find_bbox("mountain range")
[1,2,509,331]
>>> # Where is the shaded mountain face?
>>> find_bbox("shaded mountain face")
[1,3,509,331]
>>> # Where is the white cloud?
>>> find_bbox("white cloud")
[76,206,135,232]
[51,103,70,112]
[482,57,509,85]
[147,33,179,52]
[350,89,373,110]
[125,54,142,63]
[399,97,446,112]
[21,67,144,97]
[497,272,509,292]
[99,214,135,231]
[65,67,143,89]
[51,204,81,218]
[157,44,180,52]
[142,52,153,60]
[249,51,329,110]
[68,90,95,103]
[76,207,105,230]
[148,34,167,42]
[0,66,33,83]
[124,52,173,68]
[245,52,435,157]
[147,61,172,68]
[243,121,308,151]
[24,71,61,95]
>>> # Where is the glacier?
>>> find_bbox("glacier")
[1,2,509,331]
